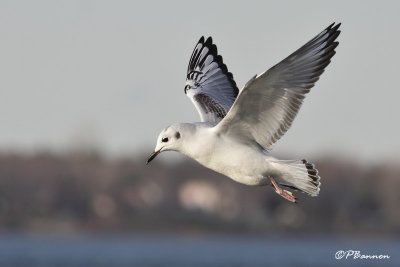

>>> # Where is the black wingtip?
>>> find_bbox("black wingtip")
[331,23,341,32]
[329,23,341,45]
[329,23,341,36]
[327,22,335,29]
[327,22,341,30]
[187,35,239,96]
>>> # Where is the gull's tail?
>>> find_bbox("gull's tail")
[275,159,321,196]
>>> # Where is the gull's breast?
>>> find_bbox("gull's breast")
[199,138,268,186]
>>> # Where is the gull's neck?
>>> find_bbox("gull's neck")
[177,122,214,159]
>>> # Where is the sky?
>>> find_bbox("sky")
[0,0,399,162]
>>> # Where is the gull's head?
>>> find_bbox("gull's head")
[147,124,183,165]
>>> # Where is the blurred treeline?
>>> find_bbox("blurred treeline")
[0,151,399,237]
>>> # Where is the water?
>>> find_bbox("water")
[0,234,398,267]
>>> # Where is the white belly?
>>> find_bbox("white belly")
[193,138,271,186]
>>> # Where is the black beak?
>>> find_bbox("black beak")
[146,149,161,165]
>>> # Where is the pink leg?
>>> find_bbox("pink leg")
[270,176,297,203]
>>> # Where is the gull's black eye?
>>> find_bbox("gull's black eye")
[162,137,169,143]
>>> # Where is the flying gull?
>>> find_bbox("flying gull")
[147,23,341,203]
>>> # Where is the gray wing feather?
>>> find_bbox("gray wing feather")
[185,37,238,124]
[215,23,341,149]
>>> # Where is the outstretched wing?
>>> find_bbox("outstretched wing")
[185,37,239,124]
[215,23,341,149]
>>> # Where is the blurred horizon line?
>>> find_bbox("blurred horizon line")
[0,145,398,166]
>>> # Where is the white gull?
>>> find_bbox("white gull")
[147,23,341,203]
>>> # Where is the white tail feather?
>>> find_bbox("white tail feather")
[274,159,321,196]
